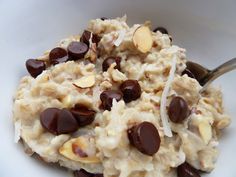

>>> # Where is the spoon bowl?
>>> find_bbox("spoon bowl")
[184,58,236,92]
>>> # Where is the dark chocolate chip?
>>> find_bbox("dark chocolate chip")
[102,56,121,71]
[49,47,68,65]
[67,42,88,60]
[74,169,93,177]
[94,174,103,177]
[25,59,46,78]
[80,30,92,46]
[100,17,108,21]
[92,34,101,46]
[128,122,161,156]
[119,80,141,103]
[40,108,78,135]
[177,162,201,177]
[74,169,103,177]
[70,104,96,127]
[168,96,190,123]
[40,108,60,134]
[153,27,169,34]
[57,108,78,134]
[182,69,195,79]
[80,30,100,46]
[100,90,123,111]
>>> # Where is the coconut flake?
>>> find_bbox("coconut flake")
[88,32,93,48]
[14,121,21,143]
[114,29,126,46]
[160,55,177,137]
[119,14,127,22]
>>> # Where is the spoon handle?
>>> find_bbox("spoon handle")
[201,58,236,91]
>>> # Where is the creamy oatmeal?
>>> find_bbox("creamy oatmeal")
[13,16,231,177]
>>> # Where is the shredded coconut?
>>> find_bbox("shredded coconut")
[114,29,126,46]
[14,121,21,143]
[160,55,177,137]
[89,32,93,48]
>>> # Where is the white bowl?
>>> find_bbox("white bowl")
[0,0,235,177]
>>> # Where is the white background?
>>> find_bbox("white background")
[0,0,235,177]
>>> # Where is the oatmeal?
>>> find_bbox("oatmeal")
[13,16,231,177]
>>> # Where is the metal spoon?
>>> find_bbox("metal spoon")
[185,58,236,92]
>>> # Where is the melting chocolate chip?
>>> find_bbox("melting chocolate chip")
[67,42,88,60]
[153,27,169,34]
[74,169,103,177]
[49,47,68,65]
[25,59,46,78]
[102,56,121,71]
[128,122,161,156]
[40,108,78,135]
[177,162,201,177]
[168,96,190,123]
[70,104,96,127]
[119,80,141,103]
[100,90,123,111]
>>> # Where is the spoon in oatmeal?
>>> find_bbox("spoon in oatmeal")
[182,58,236,92]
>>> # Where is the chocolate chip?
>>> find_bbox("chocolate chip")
[80,30,92,46]
[80,30,101,46]
[100,17,108,21]
[74,169,92,177]
[70,104,96,127]
[120,80,141,103]
[93,175,103,177]
[168,96,190,123]
[40,108,60,134]
[57,109,78,134]
[92,34,101,46]
[102,56,121,71]
[74,169,103,177]
[67,42,88,60]
[153,27,169,34]
[100,90,123,111]
[25,59,46,78]
[182,69,195,79]
[49,47,68,65]
[128,122,161,156]
[40,108,78,135]
[177,162,201,177]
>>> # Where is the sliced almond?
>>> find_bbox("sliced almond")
[198,121,212,144]
[216,118,231,129]
[61,95,72,108]
[59,137,100,163]
[132,25,153,53]
[73,75,95,89]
